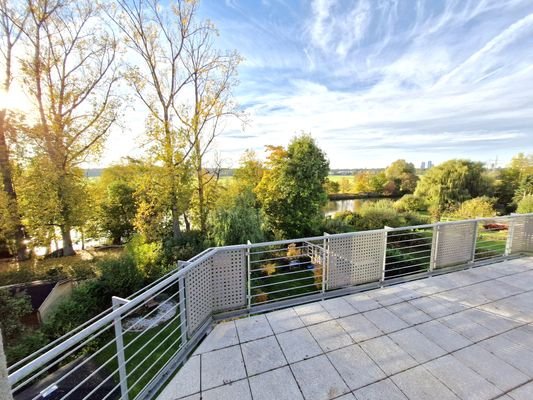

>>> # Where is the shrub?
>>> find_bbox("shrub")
[448,196,496,219]
[394,195,426,213]
[125,234,164,281]
[517,195,533,213]
[356,200,402,230]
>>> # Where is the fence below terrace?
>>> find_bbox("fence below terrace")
[6,214,533,400]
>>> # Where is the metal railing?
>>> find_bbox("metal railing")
[7,214,533,400]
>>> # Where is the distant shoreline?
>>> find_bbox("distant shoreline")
[328,193,401,201]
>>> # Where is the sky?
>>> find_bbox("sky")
[102,0,533,169]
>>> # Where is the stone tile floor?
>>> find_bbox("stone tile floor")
[158,258,533,400]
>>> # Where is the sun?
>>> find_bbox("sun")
[0,86,31,112]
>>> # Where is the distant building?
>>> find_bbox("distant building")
[420,161,426,170]
[427,160,433,168]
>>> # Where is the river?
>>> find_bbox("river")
[324,198,379,217]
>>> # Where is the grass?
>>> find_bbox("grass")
[475,229,507,259]
[97,313,183,399]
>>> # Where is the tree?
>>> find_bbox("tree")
[414,159,492,218]
[323,178,340,195]
[115,0,197,239]
[18,0,119,255]
[209,189,263,246]
[256,134,329,239]
[233,149,264,192]
[369,172,387,194]
[178,17,242,235]
[353,171,371,194]
[0,0,27,259]
[339,177,351,193]
[495,153,532,209]
[0,289,31,348]
[449,197,496,219]
[516,195,533,214]
[394,194,426,213]
[385,159,418,194]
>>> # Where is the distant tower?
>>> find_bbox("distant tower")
[420,161,426,170]
[427,160,433,168]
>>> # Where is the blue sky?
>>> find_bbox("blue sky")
[105,0,533,168]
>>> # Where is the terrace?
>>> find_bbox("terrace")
[4,214,533,400]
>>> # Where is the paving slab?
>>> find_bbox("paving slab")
[337,314,383,343]
[321,297,357,318]
[235,314,274,342]
[392,366,460,400]
[201,345,247,390]
[386,302,432,326]
[266,307,305,334]
[409,296,466,319]
[293,303,334,326]
[507,382,533,400]
[277,327,323,363]
[201,379,252,400]
[327,344,386,390]
[291,355,350,400]
[415,320,472,352]
[389,327,446,363]
[360,336,417,376]
[194,321,238,354]
[249,366,304,400]
[453,345,529,392]
[479,335,533,377]
[353,378,408,400]
[363,308,408,334]
[425,354,502,400]
[343,292,381,313]
[308,320,354,352]
[157,355,200,400]
[241,335,287,376]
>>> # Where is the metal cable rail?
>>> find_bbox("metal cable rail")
[7,214,533,400]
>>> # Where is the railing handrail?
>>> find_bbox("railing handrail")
[8,213,533,389]
[7,248,217,386]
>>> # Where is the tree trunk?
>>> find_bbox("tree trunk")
[171,204,181,240]
[183,212,190,232]
[61,224,75,256]
[0,109,27,260]
[197,172,206,234]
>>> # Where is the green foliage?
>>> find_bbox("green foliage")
[0,289,32,345]
[93,166,139,244]
[448,197,496,219]
[368,172,388,194]
[356,200,402,230]
[514,174,533,203]
[161,231,208,265]
[256,134,329,239]
[209,189,264,246]
[517,195,533,214]
[125,235,165,281]
[394,194,426,213]
[414,159,492,218]
[385,159,418,194]
[323,178,340,194]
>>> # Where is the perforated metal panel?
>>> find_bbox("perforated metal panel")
[211,249,247,312]
[510,215,533,254]
[327,232,385,289]
[185,256,213,335]
[185,248,247,335]
[435,221,476,269]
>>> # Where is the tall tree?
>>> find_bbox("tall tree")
[385,159,418,194]
[256,134,329,239]
[0,0,27,259]
[115,0,196,239]
[415,159,492,218]
[178,17,241,234]
[19,0,119,255]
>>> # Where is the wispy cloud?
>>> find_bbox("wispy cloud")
[101,0,533,168]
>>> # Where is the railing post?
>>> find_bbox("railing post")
[247,240,252,310]
[0,330,13,400]
[381,227,392,284]
[323,233,330,292]
[470,220,479,263]
[112,296,130,400]
[178,275,188,343]
[429,224,440,273]
[505,215,517,256]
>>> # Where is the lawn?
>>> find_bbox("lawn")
[96,313,184,399]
